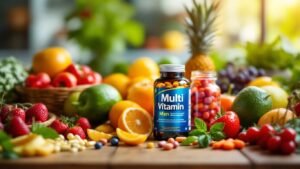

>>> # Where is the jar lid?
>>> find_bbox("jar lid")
[191,71,216,79]
[160,64,185,72]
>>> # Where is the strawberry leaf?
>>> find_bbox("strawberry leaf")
[31,123,59,139]
[210,122,224,133]
[194,118,207,132]
[181,136,198,146]
[198,134,211,148]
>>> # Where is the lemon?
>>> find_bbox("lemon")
[258,108,296,127]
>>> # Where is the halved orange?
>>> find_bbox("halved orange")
[116,128,147,145]
[118,107,153,136]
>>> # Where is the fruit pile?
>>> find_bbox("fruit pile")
[0,103,51,137]
[25,47,101,88]
[217,63,266,94]
[239,125,297,155]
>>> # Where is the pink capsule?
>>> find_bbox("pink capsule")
[167,138,175,144]
[158,141,167,148]
[173,141,180,148]
[162,143,174,151]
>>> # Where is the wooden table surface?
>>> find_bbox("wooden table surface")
[0,144,299,169]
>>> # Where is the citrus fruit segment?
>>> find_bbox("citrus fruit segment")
[95,123,115,134]
[118,107,153,136]
[109,100,141,128]
[116,128,147,145]
[87,129,113,141]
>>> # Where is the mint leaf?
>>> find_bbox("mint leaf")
[181,136,198,146]
[31,123,59,139]
[194,118,207,132]
[198,134,211,148]
[189,129,206,136]
[211,131,226,141]
[210,122,224,133]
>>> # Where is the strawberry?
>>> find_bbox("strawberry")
[50,119,69,134]
[66,126,86,139]
[0,105,13,122]
[10,108,26,121]
[212,111,240,138]
[26,103,49,122]
[9,116,30,137]
[76,117,91,132]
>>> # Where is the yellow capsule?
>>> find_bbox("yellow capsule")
[146,142,155,149]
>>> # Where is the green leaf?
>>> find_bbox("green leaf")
[0,131,19,159]
[31,123,59,139]
[194,118,207,132]
[189,129,206,136]
[198,134,211,148]
[211,131,226,141]
[210,122,224,133]
[181,136,198,146]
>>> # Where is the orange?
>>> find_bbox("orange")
[118,107,153,136]
[109,100,141,128]
[161,30,185,51]
[103,73,130,99]
[116,128,147,146]
[87,129,113,141]
[127,80,154,116]
[128,76,153,88]
[220,95,235,112]
[128,57,159,79]
[33,47,72,77]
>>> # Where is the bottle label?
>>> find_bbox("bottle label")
[154,87,190,133]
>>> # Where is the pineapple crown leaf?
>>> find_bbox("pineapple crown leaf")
[185,0,219,55]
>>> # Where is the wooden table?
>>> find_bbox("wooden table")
[0,145,299,169]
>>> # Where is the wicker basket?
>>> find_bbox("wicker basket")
[17,85,92,114]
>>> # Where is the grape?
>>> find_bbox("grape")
[217,63,266,94]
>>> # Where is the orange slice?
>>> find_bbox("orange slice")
[118,107,153,136]
[116,128,147,145]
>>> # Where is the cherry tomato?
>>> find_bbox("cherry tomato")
[258,124,275,140]
[258,134,272,149]
[81,65,92,74]
[246,127,260,144]
[280,141,296,155]
[279,128,296,142]
[267,136,281,153]
[238,132,248,142]
[53,72,77,87]
[91,72,102,84]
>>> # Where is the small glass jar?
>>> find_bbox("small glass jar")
[153,64,191,140]
[190,71,221,127]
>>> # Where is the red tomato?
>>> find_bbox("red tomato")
[79,72,102,85]
[25,73,51,88]
[81,65,92,74]
[65,64,81,79]
[91,72,102,84]
[53,72,77,87]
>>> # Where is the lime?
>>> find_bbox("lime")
[64,91,81,116]
[232,86,272,127]
[260,86,288,109]
[76,84,122,123]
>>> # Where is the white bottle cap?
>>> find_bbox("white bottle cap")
[160,64,185,72]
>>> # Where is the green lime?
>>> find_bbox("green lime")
[76,84,122,124]
[232,86,272,127]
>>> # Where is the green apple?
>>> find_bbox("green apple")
[64,91,81,116]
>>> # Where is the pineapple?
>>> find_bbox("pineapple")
[185,0,219,79]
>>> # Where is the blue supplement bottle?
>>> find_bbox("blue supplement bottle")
[153,64,191,140]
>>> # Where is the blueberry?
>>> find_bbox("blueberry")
[94,142,103,149]
[111,137,119,146]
